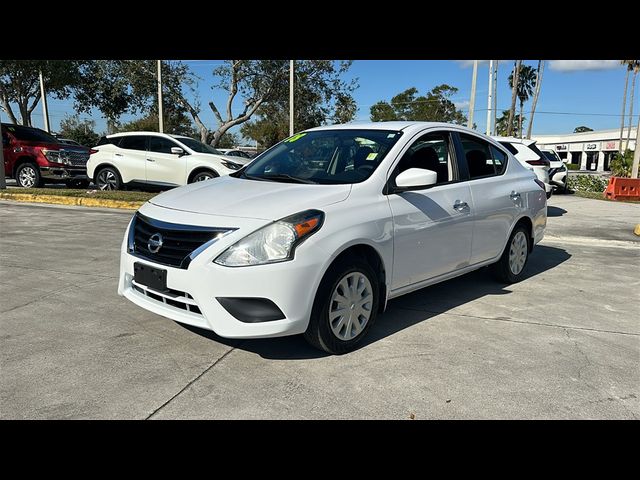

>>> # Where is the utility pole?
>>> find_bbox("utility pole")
[492,61,498,135]
[468,60,478,129]
[632,117,640,179]
[39,70,50,132]
[157,60,164,133]
[0,122,6,189]
[289,60,295,136]
[486,60,494,135]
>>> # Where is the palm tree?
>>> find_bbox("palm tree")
[624,61,640,151]
[506,60,522,137]
[496,110,523,136]
[620,61,634,152]
[509,64,536,138]
[526,60,544,139]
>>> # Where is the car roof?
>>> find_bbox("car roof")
[106,131,186,138]
[491,135,536,146]
[306,121,479,134]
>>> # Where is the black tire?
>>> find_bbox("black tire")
[15,162,42,188]
[65,179,91,189]
[189,169,218,183]
[95,166,122,190]
[490,225,531,284]
[546,190,552,200]
[304,256,380,354]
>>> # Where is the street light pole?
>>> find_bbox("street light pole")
[486,60,494,135]
[39,70,50,132]
[632,117,640,179]
[0,122,6,189]
[492,61,498,135]
[157,60,164,133]
[468,60,478,129]
[289,60,294,136]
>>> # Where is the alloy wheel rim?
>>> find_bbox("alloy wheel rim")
[195,173,213,182]
[329,272,373,341]
[98,170,117,190]
[508,231,528,275]
[19,166,36,187]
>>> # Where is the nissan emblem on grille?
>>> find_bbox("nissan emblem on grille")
[147,233,164,253]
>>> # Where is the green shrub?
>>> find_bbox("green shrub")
[566,163,580,170]
[567,174,608,193]
[609,150,634,177]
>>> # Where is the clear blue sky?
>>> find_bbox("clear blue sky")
[10,60,639,141]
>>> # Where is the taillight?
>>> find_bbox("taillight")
[526,159,549,166]
[534,179,545,190]
[89,149,98,155]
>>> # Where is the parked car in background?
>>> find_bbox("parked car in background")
[2,123,93,188]
[217,148,254,159]
[119,122,547,354]
[541,149,569,193]
[492,136,552,199]
[87,132,252,190]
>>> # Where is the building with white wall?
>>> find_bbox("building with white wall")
[532,128,637,172]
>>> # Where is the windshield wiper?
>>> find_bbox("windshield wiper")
[256,174,317,184]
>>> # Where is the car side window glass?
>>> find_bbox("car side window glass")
[490,145,507,174]
[460,133,496,179]
[119,136,147,151]
[394,131,454,185]
[149,137,179,154]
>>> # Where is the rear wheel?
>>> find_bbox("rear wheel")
[95,167,122,190]
[490,225,530,284]
[304,257,379,354]
[190,170,218,183]
[15,162,42,188]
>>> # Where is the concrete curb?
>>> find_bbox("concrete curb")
[0,193,144,210]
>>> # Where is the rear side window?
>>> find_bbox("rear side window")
[460,133,495,179]
[118,136,147,151]
[490,145,507,174]
[149,136,179,154]
[96,136,119,146]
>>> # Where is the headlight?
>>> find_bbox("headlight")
[221,160,241,170]
[215,210,324,267]
[42,149,68,165]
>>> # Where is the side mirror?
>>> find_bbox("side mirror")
[171,147,184,156]
[394,168,438,190]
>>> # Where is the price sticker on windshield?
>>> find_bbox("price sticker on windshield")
[284,133,307,143]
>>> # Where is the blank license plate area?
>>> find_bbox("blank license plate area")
[134,262,167,292]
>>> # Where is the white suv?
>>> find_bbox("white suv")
[541,149,569,193]
[87,132,251,190]
[492,136,553,199]
[119,122,547,354]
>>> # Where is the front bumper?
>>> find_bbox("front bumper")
[40,165,88,181]
[117,213,328,339]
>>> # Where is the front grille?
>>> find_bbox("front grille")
[130,213,234,269]
[132,282,202,315]
[63,150,90,166]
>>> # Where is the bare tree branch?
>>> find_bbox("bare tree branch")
[0,90,19,124]
[208,101,224,125]
[226,60,241,121]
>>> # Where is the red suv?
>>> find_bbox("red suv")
[2,123,94,188]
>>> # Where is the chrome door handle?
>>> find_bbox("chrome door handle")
[510,191,521,200]
[114,153,123,157]
[146,158,155,162]
[453,201,469,211]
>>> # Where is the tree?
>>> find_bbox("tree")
[496,110,523,136]
[619,61,639,151]
[239,61,357,149]
[57,115,100,146]
[526,60,544,139]
[369,85,467,124]
[117,107,197,138]
[509,64,535,138]
[573,126,594,133]
[182,60,357,147]
[0,60,83,126]
[506,60,522,137]
[216,132,241,149]
[624,61,639,151]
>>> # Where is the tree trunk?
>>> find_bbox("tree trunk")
[526,60,544,139]
[632,114,640,178]
[625,70,637,151]
[506,60,521,137]
[0,95,19,124]
[18,98,31,126]
[619,67,630,153]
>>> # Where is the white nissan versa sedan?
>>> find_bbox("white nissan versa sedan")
[118,122,547,354]
[87,132,251,190]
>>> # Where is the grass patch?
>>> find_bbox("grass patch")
[0,188,158,202]
[570,190,640,204]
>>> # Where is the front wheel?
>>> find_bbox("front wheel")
[304,257,380,354]
[15,163,42,188]
[95,167,122,190]
[490,226,530,284]
[190,170,218,183]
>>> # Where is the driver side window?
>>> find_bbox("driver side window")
[394,131,455,185]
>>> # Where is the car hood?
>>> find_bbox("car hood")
[191,152,252,166]
[148,175,352,220]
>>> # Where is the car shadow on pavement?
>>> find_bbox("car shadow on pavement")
[178,245,571,360]
[547,206,567,217]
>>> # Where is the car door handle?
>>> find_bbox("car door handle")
[510,191,521,200]
[114,153,123,157]
[453,201,469,211]
[146,158,155,162]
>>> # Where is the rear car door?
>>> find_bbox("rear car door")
[115,135,148,183]
[455,132,521,264]
[146,136,187,186]
[387,129,473,290]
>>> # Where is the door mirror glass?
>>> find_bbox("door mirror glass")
[171,147,184,156]
[395,168,438,189]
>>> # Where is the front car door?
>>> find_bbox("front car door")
[115,135,148,184]
[387,129,474,291]
[146,136,187,186]
[454,132,521,264]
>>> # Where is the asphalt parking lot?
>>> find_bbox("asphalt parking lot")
[1,195,638,419]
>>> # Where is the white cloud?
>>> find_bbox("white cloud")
[549,60,620,72]
[454,100,470,109]
[456,60,489,68]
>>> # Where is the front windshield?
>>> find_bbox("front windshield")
[240,129,403,184]
[175,136,223,155]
